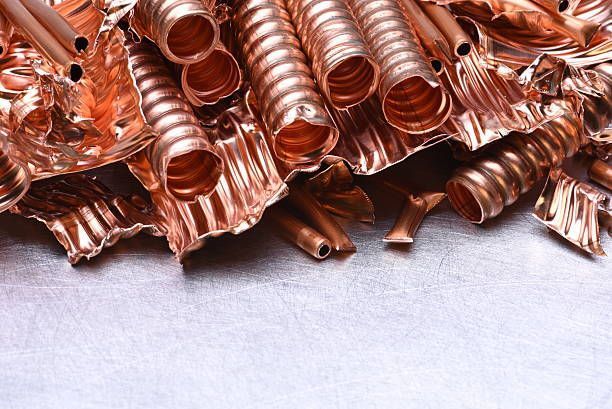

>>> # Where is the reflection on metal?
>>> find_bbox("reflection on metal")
[588,159,612,191]
[267,206,332,259]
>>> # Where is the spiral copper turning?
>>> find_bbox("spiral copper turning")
[347,0,451,133]
[0,12,13,58]
[133,0,220,64]
[0,149,30,213]
[127,41,224,202]
[286,0,379,109]
[447,112,586,223]
[233,0,338,165]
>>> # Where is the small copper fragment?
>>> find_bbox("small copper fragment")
[286,0,379,109]
[420,2,472,58]
[233,0,338,165]
[0,12,13,58]
[267,206,332,260]
[589,159,612,191]
[534,168,608,256]
[347,0,452,133]
[0,148,30,213]
[287,185,356,252]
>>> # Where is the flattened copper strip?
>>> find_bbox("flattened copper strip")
[446,111,586,223]
[267,206,332,259]
[10,174,164,264]
[347,0,452,133]
[0,148,30,213]
[533,168,608,256]
[0,12,13,58]
[589,159,612,191]
[420,2,472,58]
[233,0,338,165]
[286,0,379,109]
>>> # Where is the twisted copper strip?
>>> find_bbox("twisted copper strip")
[133,0,219,64]
[347,0,451,133]
[0,12,13,58]
[286,0,379,109]
[127,41,223,202]
[446,112,586,223]
[0,148,30,213]
[233,0,338,165]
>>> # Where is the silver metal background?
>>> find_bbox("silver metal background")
[0,146,610,409]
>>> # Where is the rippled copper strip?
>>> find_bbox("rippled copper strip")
[446,111,586,223]
[0,12,13,58]
[533,168,608,256]
[10,174,164,264]
[347,0,452,133]
[420,3,472,58]
[589,159,612,191]
[127,40,223,202]
[304,161,375,223]
[127,103,287,260]
[233,0,338,165]
[267,206,332,259]
[286,0,379,109]
[287,185,356,252]
[132,0,219,64]
[0,148,30,213]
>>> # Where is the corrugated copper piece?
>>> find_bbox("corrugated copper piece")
[0,12,13,58]
[589,159,612,191]
[383,183,446,243]
[446,111,586,223]
[127,40,224,202]
[287,185,356,252]
[267,206,332,259]
[347,0,452,133]
[420,2,472,58]
[0,148,30,213]
[127,103,287,260]
[132,0,219,64]
[233,0,338,165]
[286,0,379,109]
[582,63,611,159]
[304,161,375,223]
[10,174,164,264]
[533,168,608,256]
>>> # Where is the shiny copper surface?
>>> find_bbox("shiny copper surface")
[267,206,332,259]
[420,2,472,58]
[132,0,219,64]
[531,0,579,12]
[588,159,612,191]
[582,63,611,159]
[446,112,586,223]
[533,168,608,256]
[0,148,30,213]
[286,0,379,109]
[233,0,338,165]
[347,0,452,133]
[0,12,13,58]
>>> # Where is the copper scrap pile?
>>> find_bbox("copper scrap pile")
[0,0,609,263]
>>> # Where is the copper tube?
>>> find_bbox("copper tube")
[0,12,13,58]
[0,0,83,81]
[267,206,332,259]
[347,0,452,133]
[286,0,379,109]
[287,185,356,252]
[127,41,224,202]
[588,159,612,191]
[133,0,219,64]
[530,0,577,13]
[419,3,472,58]
[0,149,30,213]
[233,0,338,165]
[446,112,585,223]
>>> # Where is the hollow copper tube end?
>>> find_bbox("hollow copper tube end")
[268,206,332,259]
[588,159,612,191]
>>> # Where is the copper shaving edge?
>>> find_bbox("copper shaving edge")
[9,174,165,264]
[533,168,609,256]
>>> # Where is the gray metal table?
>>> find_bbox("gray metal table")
[0,146,610,409]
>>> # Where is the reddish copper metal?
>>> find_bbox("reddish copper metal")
[267,206,332,259]
[530,0,579,13]
[233,0,338,165]
[446,111,586,223]
[132,0,219,64]
[589,159,612,191]
[582,63,611,159]
[0,12,13,58]
[534,168,608,256]
[127,40,224,202]
[286,0,379,109]
[420,2,472,58]
[10,174,164,264]
[0,148,30,213]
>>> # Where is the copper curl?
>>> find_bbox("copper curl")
[233,0,339,165]
[446,112,586,223]
[285,0,379,109]
[127,41,224,202]
[0,149,30,213]
[347,0,452,133]
[0,12,13,59]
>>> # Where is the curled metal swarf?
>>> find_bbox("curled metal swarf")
[0,12,13,59]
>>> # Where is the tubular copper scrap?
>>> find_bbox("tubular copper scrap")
[132,0,219,64]
[420,2,473,59]
[447,111,586,223]
[267,206,332,259]
[589,159,612,191]
[347,0,452,133]
[0,12,13,58]
[533,168,609,256]
[9,174,164,264]
[127,40,224,202]
[286,0,379,109]
[233,0,338,165]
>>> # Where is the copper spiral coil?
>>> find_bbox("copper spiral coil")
[0,148,30,213]
[127,41,224,202]
[0,13,13,59]
[233,0,338,165]
[446,112,586,223]
[347,0,452,133]
[286,0,379,109]
[132,0,219,64]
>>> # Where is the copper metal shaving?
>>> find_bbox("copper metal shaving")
[0,0,609,263]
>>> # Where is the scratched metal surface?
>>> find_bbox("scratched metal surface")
[0,145,610,409]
